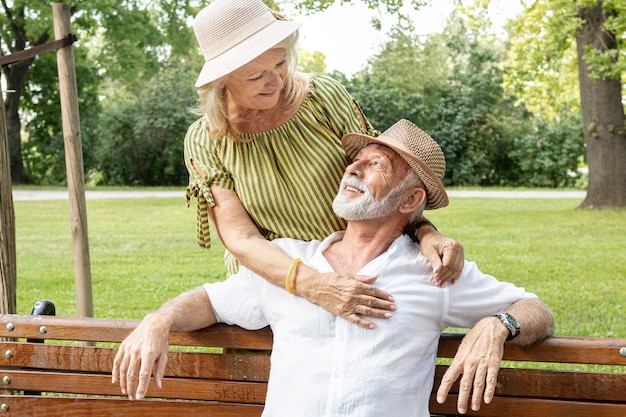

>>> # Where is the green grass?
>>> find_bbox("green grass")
[15,197,226,319]
[426,197,626,338]
[13,194,626,339]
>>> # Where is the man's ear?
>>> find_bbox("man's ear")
[399,187,426,214]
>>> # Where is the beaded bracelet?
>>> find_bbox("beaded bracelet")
[285,258,302,295]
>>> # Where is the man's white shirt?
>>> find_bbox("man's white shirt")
[206,232,536,417]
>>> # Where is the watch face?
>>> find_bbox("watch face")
[505,313,520,329]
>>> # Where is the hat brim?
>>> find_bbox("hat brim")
[341,133,449,210]
[195,20,301,87]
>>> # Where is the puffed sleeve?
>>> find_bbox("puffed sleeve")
[184,118,233,250]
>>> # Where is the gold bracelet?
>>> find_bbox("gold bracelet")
[285,258,302,295]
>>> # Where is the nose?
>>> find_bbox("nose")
[346,159,365,177]
[265,70,283,88]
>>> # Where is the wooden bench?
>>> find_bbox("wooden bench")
[0,313,624,417]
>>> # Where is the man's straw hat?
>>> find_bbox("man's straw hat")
[193,0,301,87]
[341,119,449,210]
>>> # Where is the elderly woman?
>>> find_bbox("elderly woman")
[184,0,464,328]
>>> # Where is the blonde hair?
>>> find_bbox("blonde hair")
[195,32,303,142]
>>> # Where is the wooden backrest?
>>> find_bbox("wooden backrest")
[430,332,626,417]
[0,314,625,417]
[0,315,272,417]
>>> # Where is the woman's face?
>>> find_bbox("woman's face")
[224,48,288,112]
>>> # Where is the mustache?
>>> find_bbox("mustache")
[340,176,370,194]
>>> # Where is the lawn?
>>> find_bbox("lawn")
[13,193,626,338]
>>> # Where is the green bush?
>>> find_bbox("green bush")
[95,63,199,186]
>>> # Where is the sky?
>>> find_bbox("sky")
[291,0,523,75]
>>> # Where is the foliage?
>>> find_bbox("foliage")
[504,0,625,120]
[297,47,327,73]
[95,63,199,186]
[0,0,602,189]
[20,44,102,185]
[502,0,582,120]
[508,114,585,187]
[1,0,204,185]
[339,11,584,188]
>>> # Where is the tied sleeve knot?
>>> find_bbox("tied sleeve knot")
[185,163,215,250]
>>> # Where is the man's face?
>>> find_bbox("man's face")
[333,144,411,221]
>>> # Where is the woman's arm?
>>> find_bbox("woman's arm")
[210,186,396,329]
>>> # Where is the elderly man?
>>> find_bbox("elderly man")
[113,119,554,416]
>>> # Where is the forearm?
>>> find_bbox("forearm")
[504,298,555,346]
[210,186,317,294]
[147,287,217,333]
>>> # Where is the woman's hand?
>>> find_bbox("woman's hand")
[298,272,397,329]
[419,229,464,287]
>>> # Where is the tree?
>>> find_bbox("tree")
[1,0,201,185]
[575,2,625,208]
[505,0,625,208]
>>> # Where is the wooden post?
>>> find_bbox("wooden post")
[0,90,17,315]
[52,3,93,318]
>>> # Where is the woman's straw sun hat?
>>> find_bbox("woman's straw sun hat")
[193,0,301,87]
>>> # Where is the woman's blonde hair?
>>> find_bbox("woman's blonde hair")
[195,32,303,142]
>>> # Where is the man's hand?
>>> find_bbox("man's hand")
[419,229,464,286]
[111,314,171,401]
[436,317,508,414]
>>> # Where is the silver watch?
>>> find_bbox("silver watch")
[492,312,520,341]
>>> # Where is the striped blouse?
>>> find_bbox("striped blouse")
[184,74,379,275]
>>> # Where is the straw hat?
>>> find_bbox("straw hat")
[193,0,301,87]
[341,119,449,210]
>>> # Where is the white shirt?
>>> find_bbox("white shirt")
[206,232,537,417]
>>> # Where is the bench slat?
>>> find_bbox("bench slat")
[0,370,267,403]
[434,365,626,403]
[0,315,273,350]
[429,394,626,417]
[438,333,626,365]
[0,396,264,417]
[0,342,270,381]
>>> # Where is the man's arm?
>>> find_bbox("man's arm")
[111,286,217,401]
[436,297,555,414]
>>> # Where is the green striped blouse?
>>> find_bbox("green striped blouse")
[184,74,379,275]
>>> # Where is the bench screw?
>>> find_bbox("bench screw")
[0,403,8,412]
[2,376,10,385]
[620,347,626,357]
[5,323,14,332]
[3,350,12,359]
[38,326,48,335]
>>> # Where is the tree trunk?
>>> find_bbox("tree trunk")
[0,91,17,315]
[3,61,32,185]
[576,3,626,209]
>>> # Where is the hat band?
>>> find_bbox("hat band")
[201,10,276,61]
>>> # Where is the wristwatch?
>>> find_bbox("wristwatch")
[492,312,520,341]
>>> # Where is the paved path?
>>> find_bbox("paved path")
[11,189,586,201]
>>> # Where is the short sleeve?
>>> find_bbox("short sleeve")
[444,260,538,328]
[184,118,233,250]
[204,269,268,330]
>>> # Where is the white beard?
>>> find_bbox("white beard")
[332,176,407,221]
